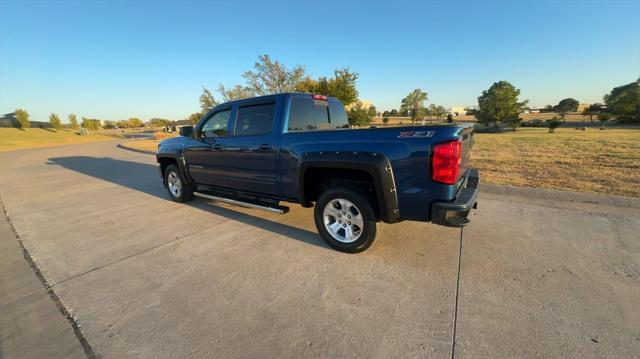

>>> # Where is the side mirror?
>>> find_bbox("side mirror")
[179,125,194,138]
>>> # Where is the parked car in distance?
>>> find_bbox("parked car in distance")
[156,93,479,253]
[522,119,547,127]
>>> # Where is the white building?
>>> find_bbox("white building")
[447,107,467,116]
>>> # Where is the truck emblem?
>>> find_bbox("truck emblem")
[398,131,435,138]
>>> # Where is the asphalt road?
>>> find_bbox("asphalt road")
[0,140,639,358]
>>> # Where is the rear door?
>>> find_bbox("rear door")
[222,99,279,195]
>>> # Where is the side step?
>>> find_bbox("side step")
[194,192,289,214]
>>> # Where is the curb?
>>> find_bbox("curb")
[116,143,155,155]
[480,183,640,209]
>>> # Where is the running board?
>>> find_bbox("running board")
[194,192,289,214]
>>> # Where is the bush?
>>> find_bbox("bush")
[49,113,62,131]
[15,108,30,129]
[547,116,561,133]
[473,124,503,133]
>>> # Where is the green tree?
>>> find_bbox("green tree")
[128,118,143,128]
[116,120,129,128]
[347,101,372,127]
[390,109,398,116]
[428,104,447,121]
[49,113,62,131]
[68,113,79,129]
[505,117,523,131]
[243,54,306,95]
[199,87,217,115]
[81,117,101,131]
[382,110,390,117]
[547,116,561,133]
[554,98,579,123]
[294,77,320,93]
[14,108,30,129]
[323,68,359,106]
[382,117,389,125]
[294,68,359,106]
[186,112,202,125]
[368,105,377,118]
[476,81,528,127]
[589,103,602,123]
[149,118,170,127]
[103,120,116,129]
[604,79,639,123]
[400,89,428,125]
[217,84,254,102]
[597,113,611,129]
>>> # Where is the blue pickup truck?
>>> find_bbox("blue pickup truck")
[156,93,479,252]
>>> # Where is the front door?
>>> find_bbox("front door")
[183,108,232,188]
[222,101,278,195]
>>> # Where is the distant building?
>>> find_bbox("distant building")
[447,107,467,116]
[577,103,590,112]
[0,112,52,128]
[523,107,544,114]
[346,100,374,110]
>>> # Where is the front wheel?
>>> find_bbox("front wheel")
[164,164,194,203]
[314,186,377,253]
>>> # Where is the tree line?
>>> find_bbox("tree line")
[12,110,105,131]
[187,54,376,126]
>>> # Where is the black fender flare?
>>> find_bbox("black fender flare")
[298,151,401,223]
[156,151,194,185]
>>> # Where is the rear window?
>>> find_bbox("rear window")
[234,103,275,136]
[288,97,349,132]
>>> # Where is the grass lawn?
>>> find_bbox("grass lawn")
[121,127,640,197]
[0,128,114,152]
[121,139,162,153]
[119,131,176,153]
[471,127,640,197]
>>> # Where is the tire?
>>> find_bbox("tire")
[314,186,377,253]
[164,164,194,203]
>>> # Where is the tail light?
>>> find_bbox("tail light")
[432,139,462,185]
[312,94,328,101]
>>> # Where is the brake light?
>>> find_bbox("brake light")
[432,140,462,185]
[312,94,328,101]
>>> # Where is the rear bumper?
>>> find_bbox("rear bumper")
[431,169,479,227]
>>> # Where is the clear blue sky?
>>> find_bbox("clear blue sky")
[1,0,639,122]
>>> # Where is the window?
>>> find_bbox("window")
[234,103,275,136]
[201,110,230,138]
[288,97,349,132]
[329,101,349,129]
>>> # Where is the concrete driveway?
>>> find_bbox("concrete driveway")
[0,140,638,358]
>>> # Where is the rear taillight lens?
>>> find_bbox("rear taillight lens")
[312,94,328,101]
[432,140,462,185]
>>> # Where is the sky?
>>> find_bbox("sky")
[1,0,639,122]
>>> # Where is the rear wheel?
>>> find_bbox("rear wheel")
[164,164,194,202]
[314,186,377,253]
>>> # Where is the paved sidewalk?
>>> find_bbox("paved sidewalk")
[0,208,86,359]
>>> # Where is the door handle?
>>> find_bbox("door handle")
[211,144,223,151]
[259,144,274,151]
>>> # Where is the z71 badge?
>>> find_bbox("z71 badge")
[397,131,435,138]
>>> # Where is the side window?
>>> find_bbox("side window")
[201,110,230,138]
[233,103,275,136]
